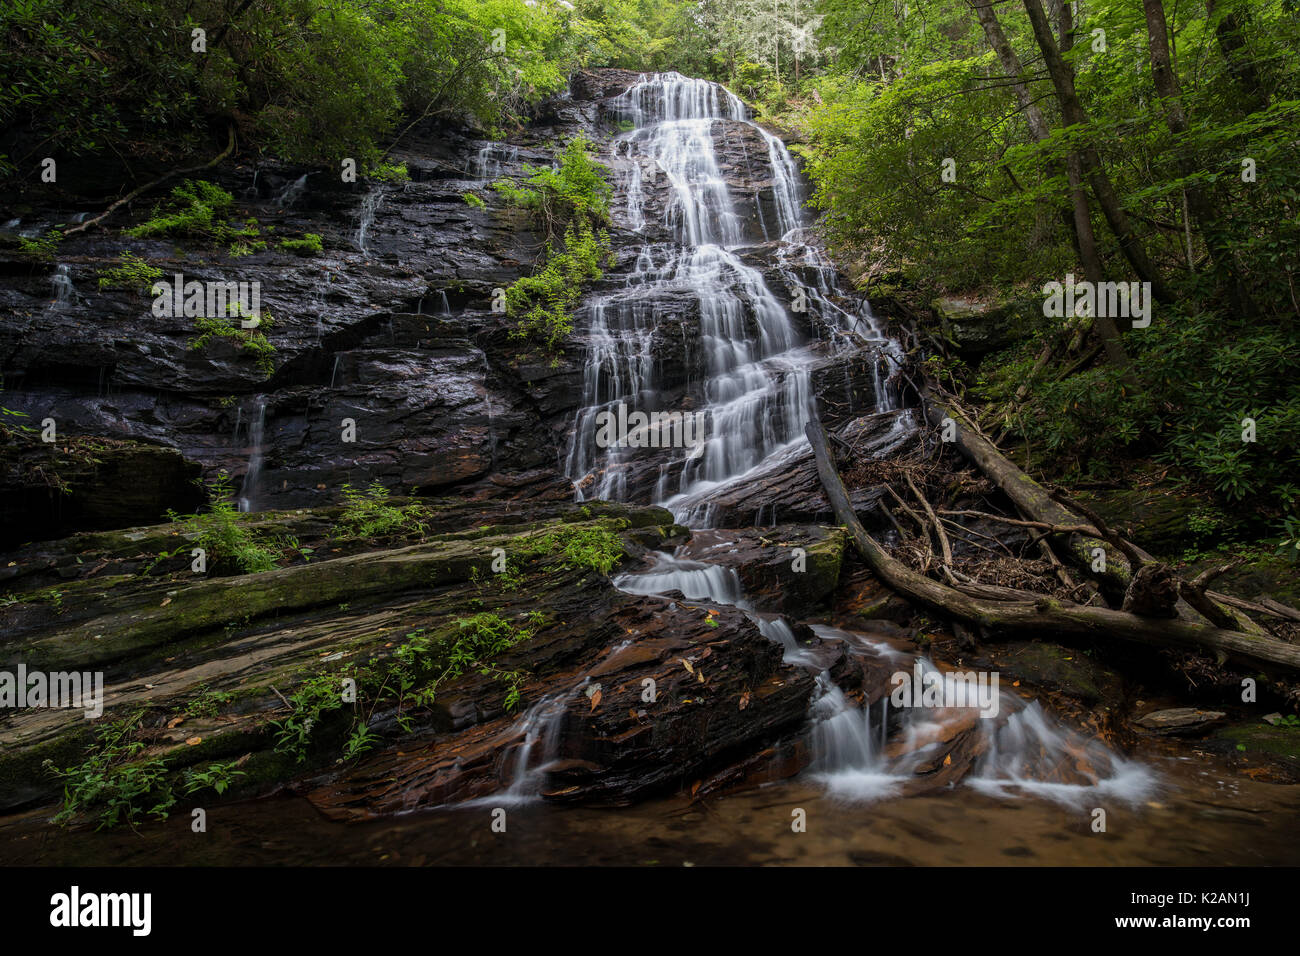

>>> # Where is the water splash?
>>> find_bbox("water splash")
[49,264,77,309]
[276,173,309,208]
[613,534,1155,809]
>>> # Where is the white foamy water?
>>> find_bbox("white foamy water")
[563,72,899,523]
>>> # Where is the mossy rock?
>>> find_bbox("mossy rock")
[1206,721,1300,779]
[995,640,1120,706]
[930,296,1020,358]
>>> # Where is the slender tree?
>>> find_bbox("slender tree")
[1021,0,1171,303]
[967,0,1132,371]
[1142,0,1255,314]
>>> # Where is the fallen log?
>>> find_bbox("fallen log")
[923,398,1132,593]
[806,419,1300,675]
[924,395,1249,630]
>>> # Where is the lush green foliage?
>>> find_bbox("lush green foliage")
[190,315,276,376]
[125,180,237,241]
[44,710,245,828]
[791,0,1300,537]
[334,482,429,540]
[167,472,280,574]
[0,0,705,177]
[516,523,626,575]
[496,136,614,350]
[273,615,543,761]
[97,252,164,294]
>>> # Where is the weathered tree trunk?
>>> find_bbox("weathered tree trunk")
[1057,2,1134,373]
[1205,0,1268,112]
[924,397,1261,631]
[1022,0,1171,304]
[1142,0,1256,315]
[968,0,1133,372]
[806,419,1300,675]
[924,399,1133,593]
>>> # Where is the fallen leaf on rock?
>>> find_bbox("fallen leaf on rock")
[590,688,602,710]
[166,716,184,729]
[680,659,694,675]
[185,736,202,746]
[739,691,751,710]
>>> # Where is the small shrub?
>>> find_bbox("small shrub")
[126,180,236,242]
[17,230,61,261]
[370,162,409,183]
[98,251,163,294]
[189,314,276,375]
[167,472,279,574]
[334,481,427,540]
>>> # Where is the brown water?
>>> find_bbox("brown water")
[4,750,1297,866]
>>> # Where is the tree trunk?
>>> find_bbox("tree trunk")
[969,0,1133,372]
[1205,0,1268,112]
[1143,0,1255,314]
[1022,0,1171,304]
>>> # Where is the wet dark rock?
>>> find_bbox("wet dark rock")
[0,499,819,813]
[1134,707,1227,736]
[930,296,1020,359]
[0,432,203,548]
[686,409,919,527]
[675,526,846,615]
[988,640,1123,707]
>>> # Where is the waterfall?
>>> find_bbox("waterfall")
[355,187,384,254]
[614,539,1154,807]
[238,398,267,513]
[276,173,309,208]
[49,264,76,309]
[467,142,520,181]
[563,72,896,526]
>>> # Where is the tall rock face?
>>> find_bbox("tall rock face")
[0,69,895,540]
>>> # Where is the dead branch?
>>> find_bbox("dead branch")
[806,418,1300,675]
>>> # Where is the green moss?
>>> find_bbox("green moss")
[279,233,323,256]
[1216,723,1300,759]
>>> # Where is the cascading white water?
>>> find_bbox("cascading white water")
[49,264,76,309]
[564,72,897,525]
[276,173,309,208]
[238,398,267,513]
[479,73,1151,812]
[467,142,520,181]
[614,542,1155,808]
[355,187,384,254]
[613,550,745,604]
[492,693,569,806]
